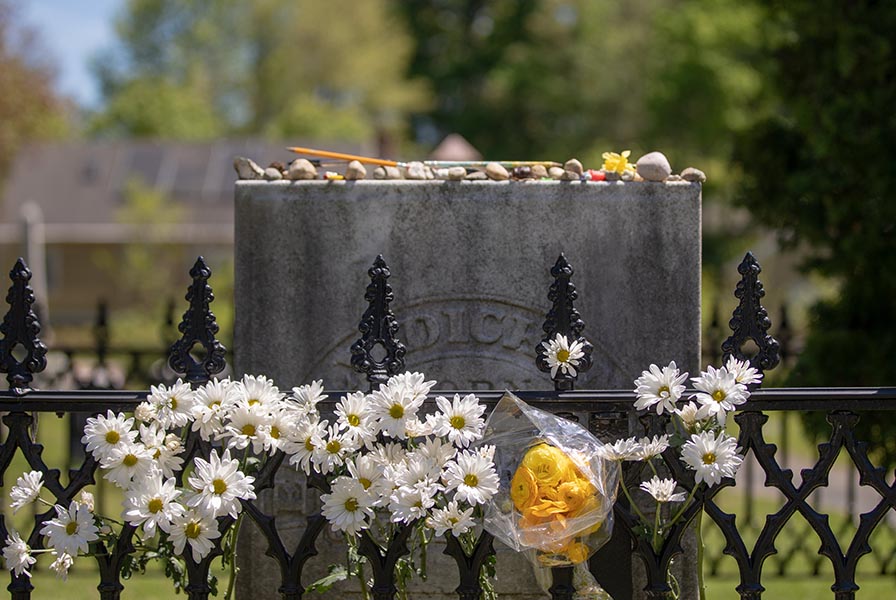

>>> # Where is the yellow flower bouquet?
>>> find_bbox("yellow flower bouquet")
[478,392,618,569]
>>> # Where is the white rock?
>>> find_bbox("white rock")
[263,167,283,181]
[465,171,488,180]
[345,160,367,180]
[286,158,318,180]
[485,162,509,181]
[665,174,683,182]
[681,167,707,182]
[548,166,565,180]
[373,166,387,179]
[635,152,672,181]
[447,166,467,180]
[405,161,427,180]
[384,166,403,180]
[432,168,450,179]
[234,157,265,180]
[621,169,635,182]
[563,158,583,175]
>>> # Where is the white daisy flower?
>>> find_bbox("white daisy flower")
[147,379,196,429]
[385,372,436,403]
[258,408,293,454]
[291,380,327,414]
[10,471,43,514]
[133,401,156,423]
[77,490,95,513]
[168,510,221,562]
[368,442,407,468]
[389,485,436,524]
[428,393,486,448]
[692,366,749,424]
[634,362,689,415]
[347,455,386,496]
[442,450,500,505]
[81,410,138,461]
[598,437,641,461]
[404,417,433,438]
[675,401,702,432]
[311,424,358,475]
[100,442,154,489]
[49,550,73,580]
[187,449,256,519]
[283,418,328,475]
[541,334,585,378]
[369,384,424,439]
[40,501,99,557]
[123,469,184,537]
[414,437,457,466]
[681,430,743,486]
[335,391,376,445]
[3,530,35,578]
[635,435,670,460]
[191,378,235,441]
[427,500,475,537]
[320,477,374,534]
[222,403,271,453]
[232,374,282,411]
[476,444,496,462]
[640,476,687,503]
[394,454,442,491]
[725,356,763,387]
[139,424,184,478]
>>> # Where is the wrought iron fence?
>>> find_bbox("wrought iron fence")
[1,252,895,600]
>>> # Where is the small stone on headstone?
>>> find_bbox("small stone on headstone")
[560,169,581,181]
[384,166,403,180]
[548,166,565,180]
[465,171,488,180]
[286,158,318,180]
[621,169,635,182]
[680,167,707,182]
[345,160,367,180]
[447,166,467,180]
[485,162,509,181]
[263,167,283,181]
[665,174,683,182]
[432,168,450,179]
[635,151,672,181]
[373,166,387,180]
[604,171,622,182]
[233,157,265,180]
[531,164,548,179]
[405,161,427,180]
[563,158,584,175]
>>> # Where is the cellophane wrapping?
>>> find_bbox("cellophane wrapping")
[477,392,619,567]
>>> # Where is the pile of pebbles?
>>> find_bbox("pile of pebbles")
[234,151,706,183]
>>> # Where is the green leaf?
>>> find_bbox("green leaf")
[306,565,350,593]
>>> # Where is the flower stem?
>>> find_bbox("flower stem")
[618,479,651,524]
[224,513,244,600]
[695,511,706,600]
[652,504,662,553]
[668,485,699,526]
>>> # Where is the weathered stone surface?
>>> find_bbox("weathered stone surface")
[234,181,701,599]
[681,167,707,182]
[635,151,672,182]
[286,158,317,180]
[485,162,509,181]
[344,160,367,180]
[233,157,264,180]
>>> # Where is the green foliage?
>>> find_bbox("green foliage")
[732,2,896,463]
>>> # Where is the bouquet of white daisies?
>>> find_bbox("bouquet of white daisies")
[283,372,499,597]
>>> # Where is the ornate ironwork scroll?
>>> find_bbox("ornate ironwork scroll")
[350,255,406,391]
[536,254,593,391]
[0,258,48,392]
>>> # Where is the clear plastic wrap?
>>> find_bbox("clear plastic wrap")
[476,392,619,567]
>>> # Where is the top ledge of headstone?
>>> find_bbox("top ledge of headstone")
[234,179,701,187]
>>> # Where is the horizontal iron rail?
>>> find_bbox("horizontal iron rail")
[2,387,895,413]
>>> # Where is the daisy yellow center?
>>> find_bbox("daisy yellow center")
[712,390,726,402]
[123,454,138,467]
[702,452,717,465]
[414,500,423,508]
[65,522,78,535]
[304,437,314,452]
[185,522,202,539]
[463,473,479,487]
[389,404,404,419]
[169,397,178,410]
[270,426,281,439]
[359,477,372,489]
[213,479,228,495]
[153,449,161,459]
[326,440,342,454]
[105,430,120,444]
[657,385,670,397]
[210,400,221,408]
[347,414,361,427]
[248,398,260,406]
[148,498,164,514]
[556,349,570,363]
[241,424,256,436]
[344,498,359,512]
[449,415,466,430]
[448,517,459,525]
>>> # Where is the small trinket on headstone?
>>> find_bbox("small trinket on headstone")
[586,169,606,181]
[324,171,344,180]
[512,166,534,179]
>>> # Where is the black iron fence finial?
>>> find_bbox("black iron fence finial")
[721,252,781,378]
[167,256,227,385]
[350,255,406,392]
[0,258,48,392]
[536,253,593,391]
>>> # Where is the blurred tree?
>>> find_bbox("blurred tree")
[0,1,70,181]
[733,3,896,462]
[91,0,430,144]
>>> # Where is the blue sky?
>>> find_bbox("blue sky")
[21,0,124,108]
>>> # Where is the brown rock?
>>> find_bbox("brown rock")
[680,167,707,182]
[563,158,584,175]
[485,162,509,181]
